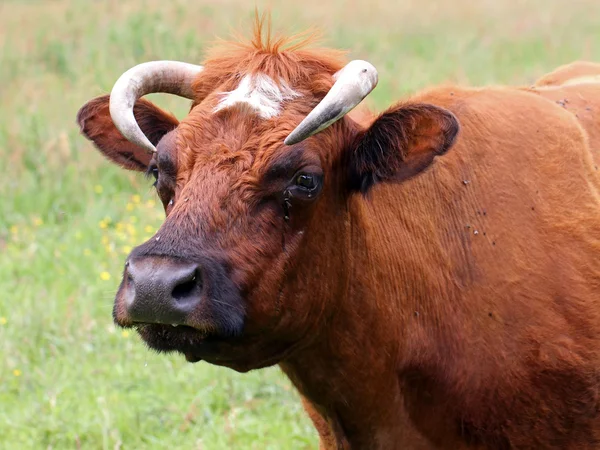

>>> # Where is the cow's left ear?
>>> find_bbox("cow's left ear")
[77,95,179,172]
[347,103,459,193]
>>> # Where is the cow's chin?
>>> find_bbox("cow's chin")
[132,323,289,373]
[135,323,230,362]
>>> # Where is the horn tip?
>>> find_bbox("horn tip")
[283,135,297,146]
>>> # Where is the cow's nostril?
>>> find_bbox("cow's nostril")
[172,269,202,301]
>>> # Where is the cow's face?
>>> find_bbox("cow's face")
[77,49,458,371]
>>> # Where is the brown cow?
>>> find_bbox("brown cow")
[77,19,600,449]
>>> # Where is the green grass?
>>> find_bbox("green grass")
[1,0,599,448]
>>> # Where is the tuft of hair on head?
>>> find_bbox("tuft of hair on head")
[192,10,349,103]
[222,9,326,56]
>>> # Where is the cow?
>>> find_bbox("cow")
[77,18,600,449]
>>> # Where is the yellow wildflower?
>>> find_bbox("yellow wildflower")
[145,199,156,208]
[129,216,138,224]
[116,222,124,231]
[10,225,18,235]
[83,248,92,256]
[99,220,108,229]
[126,203,134,212]
[121,331,130,338]
[132,194,141,204]
[126,224,137,236]
[0,317,6,325]
[94,185,103,194]
[122,246,132,255]
[13,369,21,377]
[101,236,110,245]
[100,271,111,281]
[32,217,43,227]
[144,225,154,234]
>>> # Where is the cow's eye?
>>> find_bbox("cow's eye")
[151,167,159,186]
[295,173,318,191]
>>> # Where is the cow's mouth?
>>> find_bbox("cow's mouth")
[132,323,227,363]
[121,320,304,373]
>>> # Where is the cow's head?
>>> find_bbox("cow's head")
[77,28,458,372]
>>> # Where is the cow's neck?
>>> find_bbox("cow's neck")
[280,189,458,449]
[279,308,415,449]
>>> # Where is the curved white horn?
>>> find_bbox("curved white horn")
[284,60,378,146]
[109,61,204,154]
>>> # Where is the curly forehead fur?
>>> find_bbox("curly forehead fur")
[191,13,348,104]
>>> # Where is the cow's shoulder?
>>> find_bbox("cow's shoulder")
[524,63,600,165]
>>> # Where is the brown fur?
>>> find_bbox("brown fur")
[77,18,600,449]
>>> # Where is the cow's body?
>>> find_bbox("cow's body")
[77,22,600,449]
[285,68,600,449]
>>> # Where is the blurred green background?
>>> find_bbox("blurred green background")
[1,0,599,448]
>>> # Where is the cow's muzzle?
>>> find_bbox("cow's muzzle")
[114,253,245,339]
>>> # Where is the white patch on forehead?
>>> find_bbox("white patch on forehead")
[213,74,300,119]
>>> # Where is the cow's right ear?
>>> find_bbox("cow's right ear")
[76,95,179,171]
[345,103,459,194]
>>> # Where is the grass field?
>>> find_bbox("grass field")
[1,0,599,448]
